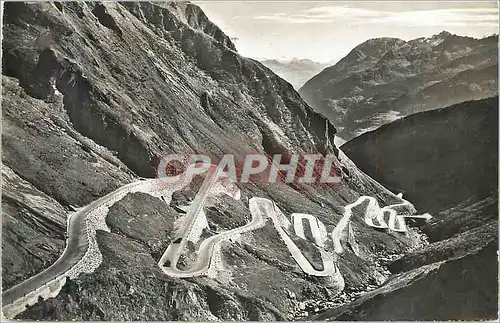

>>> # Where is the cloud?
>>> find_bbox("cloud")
[302,5,388,18]
[246,6,387,24]
[235,6,499,27]
[252,14,331,24]
[363,8,499,27]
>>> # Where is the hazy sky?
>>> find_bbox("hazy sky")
[195,1,499,63]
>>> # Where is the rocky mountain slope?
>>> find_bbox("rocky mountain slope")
[300,32,498,140]
[326,97,499,320]
[316,242,498,321]
[1,1,496,321]
[260,58,329,90]
[2,1,423,320]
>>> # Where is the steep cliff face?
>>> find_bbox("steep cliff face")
[2,2,427,320]
[2,1,336,180]
[2,165,67,290]
[300,32,498,140]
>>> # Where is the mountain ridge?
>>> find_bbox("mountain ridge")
[299,31,498,140]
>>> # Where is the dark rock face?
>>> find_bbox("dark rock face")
[300,32,498,140]
[388,219,497,274]
[1,165,66,290]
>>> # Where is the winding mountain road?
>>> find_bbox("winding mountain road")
[1,164,203,319]
[266,200,337,276]
[2,161,419,319]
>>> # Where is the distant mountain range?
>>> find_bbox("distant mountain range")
[300,31,498,141]
[259,58,331,89]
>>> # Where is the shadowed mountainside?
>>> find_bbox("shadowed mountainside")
[323,97,499,320]
[342,97,498,214]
